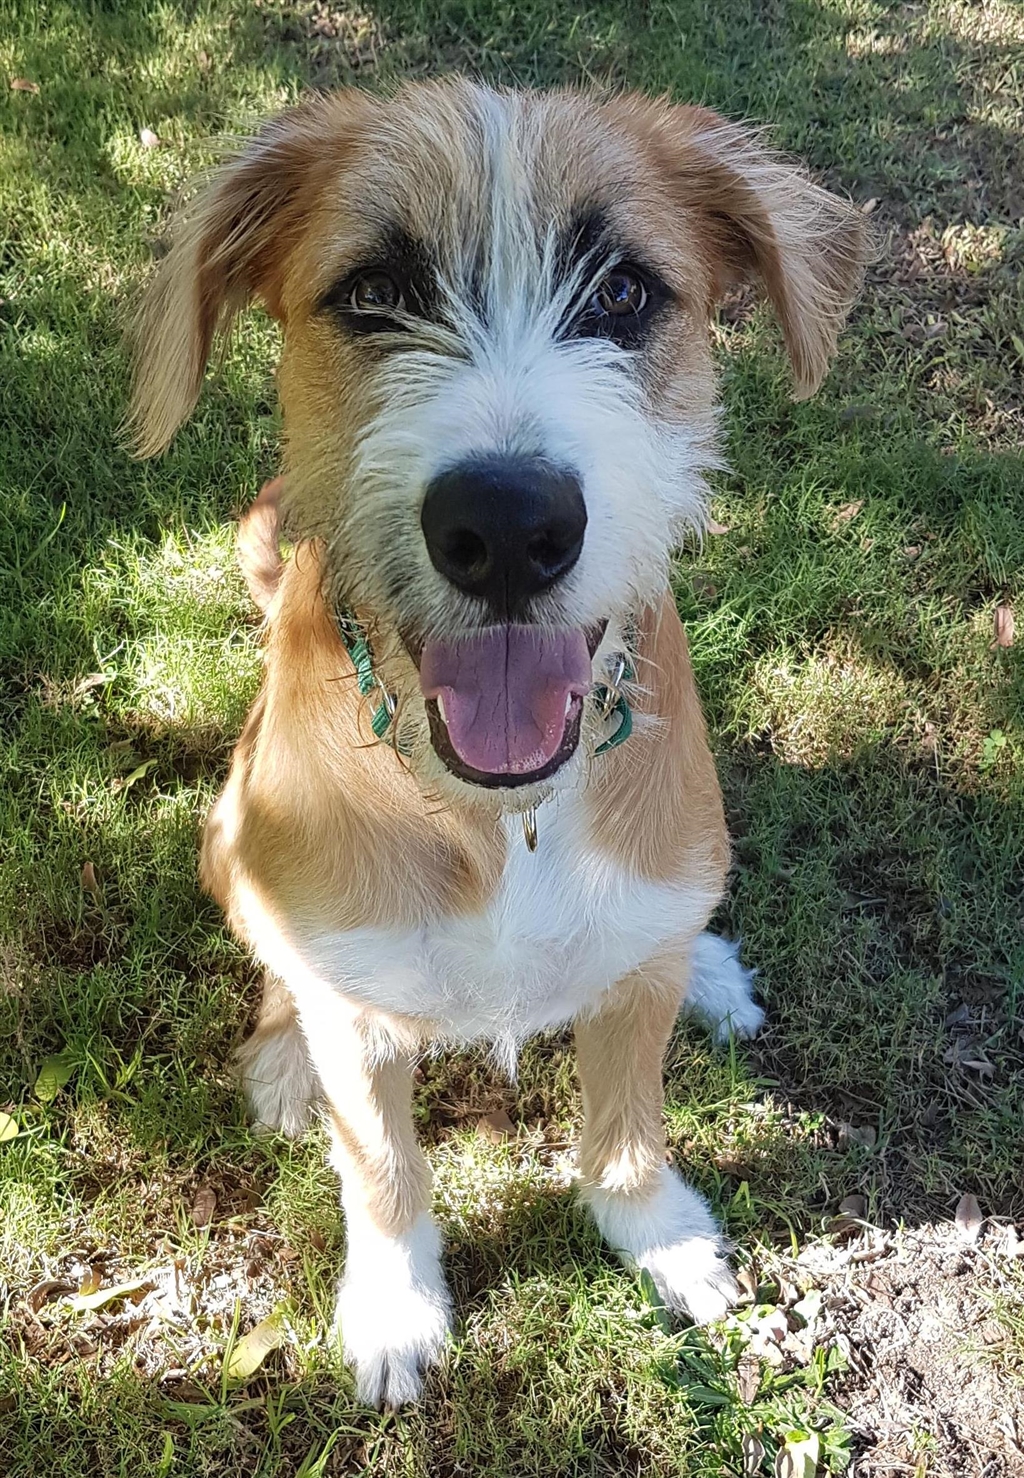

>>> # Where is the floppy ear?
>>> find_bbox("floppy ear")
[128,93,365,457]
[654,106,867,398]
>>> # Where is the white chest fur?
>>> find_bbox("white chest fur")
[248,790,715,1057]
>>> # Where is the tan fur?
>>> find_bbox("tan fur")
[588,594,731,884]
[127,92,374,457]
[611,99,867,398]
[236,475,284,613]
[323,1016,431,1238]
[576,951,690,1195]
[201,538,507,941]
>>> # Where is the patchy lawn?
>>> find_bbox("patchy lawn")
[1,1,1022,1474]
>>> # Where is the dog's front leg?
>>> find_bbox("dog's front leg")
[295,982,451,1407]
[575,953,737,1324]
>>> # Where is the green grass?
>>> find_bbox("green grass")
[1,0,1023,1474]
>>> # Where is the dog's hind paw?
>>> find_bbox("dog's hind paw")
[682,932,764,1045]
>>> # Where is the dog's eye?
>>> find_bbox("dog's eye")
[591,268,647,319]
[350,271,404,314]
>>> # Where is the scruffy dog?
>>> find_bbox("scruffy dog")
[130,79,864,1406]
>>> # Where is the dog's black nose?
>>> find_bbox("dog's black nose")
[421,456,587,616]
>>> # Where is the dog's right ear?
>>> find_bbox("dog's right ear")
[128,94,366,457]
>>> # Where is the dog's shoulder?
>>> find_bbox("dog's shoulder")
[586,594,730,889]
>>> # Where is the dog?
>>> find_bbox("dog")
[129,78,865,1406]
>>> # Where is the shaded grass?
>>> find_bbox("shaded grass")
[1,0,1023,1474]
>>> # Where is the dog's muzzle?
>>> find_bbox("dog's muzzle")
[414,455,598,788]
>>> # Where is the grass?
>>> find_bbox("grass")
[1,0,1023,1473]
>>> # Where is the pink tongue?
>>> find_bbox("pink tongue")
[420,627,592,776]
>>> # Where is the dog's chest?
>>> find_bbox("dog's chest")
[301,793,709,1046]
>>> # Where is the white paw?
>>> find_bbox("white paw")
[334,1213,452,1407]
[682,932,764,1045]
[584,1165,737,1325]
[639,1234,739,1324]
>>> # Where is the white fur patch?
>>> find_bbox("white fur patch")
[682,933,764,1044]
[277,789,717,1069]
[583,1164,737,1324]
[334,1210,453,1407]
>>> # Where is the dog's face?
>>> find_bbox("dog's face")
[132,81,863,800]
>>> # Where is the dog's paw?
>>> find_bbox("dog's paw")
[682,932,764,1045]
[584,1165,737,1325]
[334,1213,452,1407]
[638,1234,739,1324]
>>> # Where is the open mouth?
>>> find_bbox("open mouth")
[416,624,605,789]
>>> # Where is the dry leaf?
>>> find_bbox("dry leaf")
[139,127,160,149]
[993,605,1015,649]
[838,1122,877,1149]
[860,197,879,214]
[955,1192,983,1243]
[0,1111,19,1145]
[830,1194,867,1238]
[736,1265,759,1303]
[706,518,730,536]
[225,1308,286,1382]
[737,1353,760,1404]
[476,1109,516,1142]
[67,1278,149,1312]
[830,499,863,530]
[742,1433,766,1476]
[999,1226,1024,1258]
[775,1428,820,1478]
[26,1278,76,1312]
[81,861,101,899]
[77,1266,102,1298]
[903,545,921,561]
[191,1184,217,1229]
[10,77,40,94]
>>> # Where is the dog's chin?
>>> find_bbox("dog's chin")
[424,693,584,791]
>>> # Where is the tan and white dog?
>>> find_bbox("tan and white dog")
[130,79,864,1406]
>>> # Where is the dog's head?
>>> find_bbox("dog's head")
[131,80,864,801]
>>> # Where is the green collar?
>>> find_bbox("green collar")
[334,609,634,758]
[334,610,401,743]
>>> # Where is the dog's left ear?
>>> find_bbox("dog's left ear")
[650,106,867,398]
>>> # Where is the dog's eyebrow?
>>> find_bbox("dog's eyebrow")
[315,224,441,328]
[558,206,617,274]
[558,205,671,292]
[557,204,674,342]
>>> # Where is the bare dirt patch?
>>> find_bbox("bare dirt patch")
[786,1220,1024,1475]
